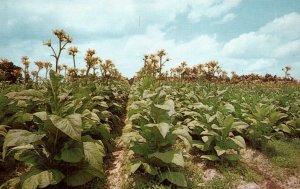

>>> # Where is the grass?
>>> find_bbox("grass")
[204,177,232,189]
[185,160,204,188]
[263,138,300,174]
[184,155,264,189]
[212,162,263,188]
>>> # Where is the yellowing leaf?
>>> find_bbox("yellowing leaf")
[49,114,82,141]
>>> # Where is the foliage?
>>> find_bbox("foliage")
[123,77,191,188]
[0,70,129,188]
[0,59,22,83]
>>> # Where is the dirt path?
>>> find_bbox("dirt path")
[106,143,128,189]
[105,107,129,189]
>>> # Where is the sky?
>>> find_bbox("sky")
[0,0,300,78]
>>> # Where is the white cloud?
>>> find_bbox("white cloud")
[187,0,241,22]
[221,32,271,57]
[221,12,300,60]
[217,13,236,24]
[259,12,300,40]
[290,62,300,79]
[75,27,220,76]
[274,39,300,58]
[0,0,178,37]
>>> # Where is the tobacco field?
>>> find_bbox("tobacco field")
[0,29,300,189]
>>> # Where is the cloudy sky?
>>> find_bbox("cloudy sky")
[1,0,300,78]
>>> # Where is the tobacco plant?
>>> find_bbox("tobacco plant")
[124,79,191,187]
[1,71,106,188]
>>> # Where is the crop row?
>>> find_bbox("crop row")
[122,75,300,188]
[0,70,129,189]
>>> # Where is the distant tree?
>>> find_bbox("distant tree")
[0,58,22,83]
[43,29,73,73]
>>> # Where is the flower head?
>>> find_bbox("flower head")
[68,46,79,56]
[44,62,52,69]
[34,61,45,69]
[43,40,52,47]
[62,64,68,69]
[53,29,73,43]
[157,49,166,57]
[21,56,30,67]
[31,71,38,77]
[57,65,63,72]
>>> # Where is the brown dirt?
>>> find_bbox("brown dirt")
[106,145,127,189]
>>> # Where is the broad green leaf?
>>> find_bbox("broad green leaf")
[156,122,170,138]
[192,102,212,111]
[33,112,48,122]
[223,115,234,128]
[83,139,105,171]
[296,117,300,127]
[230,136,246,148]
[6,89,44,101]
[216,111,224,123]
[3,130,45,158]
[217,89,227,95]
[64,167,100,186]
[205,114,216,123]
[224,103,235,113]
[15,112,33,122]
[0,177,20,189]
[82,109,100,123]
[182,111,201,117]
[92,96,104,101]
[154,99,175,116]
[142,90,156,99]
[49,114,82,141]
[264,135,272,140]
[58,140,84,163]
[99,101,108,108]
[222,115,235,137]
[142,163,158,175]
[21,169,64,189]
[148,151,184,167]
[232,121,249,133]
[131,143,150,156]
[14,150,41,164]
[277,124,291,134]
[192,140,205,150]
[17,100,27,108]
[214,146,226,156]
[130,161,142,173]
[201,136,214,150]
[223,154,241,161]
[212,124,222,130]
[269,112,287,123]
[160,171,187,187]
[200,155,220,161]
[0,125,9,136]
[173,128,192,149]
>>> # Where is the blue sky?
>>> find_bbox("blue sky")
[1,0,300,78]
